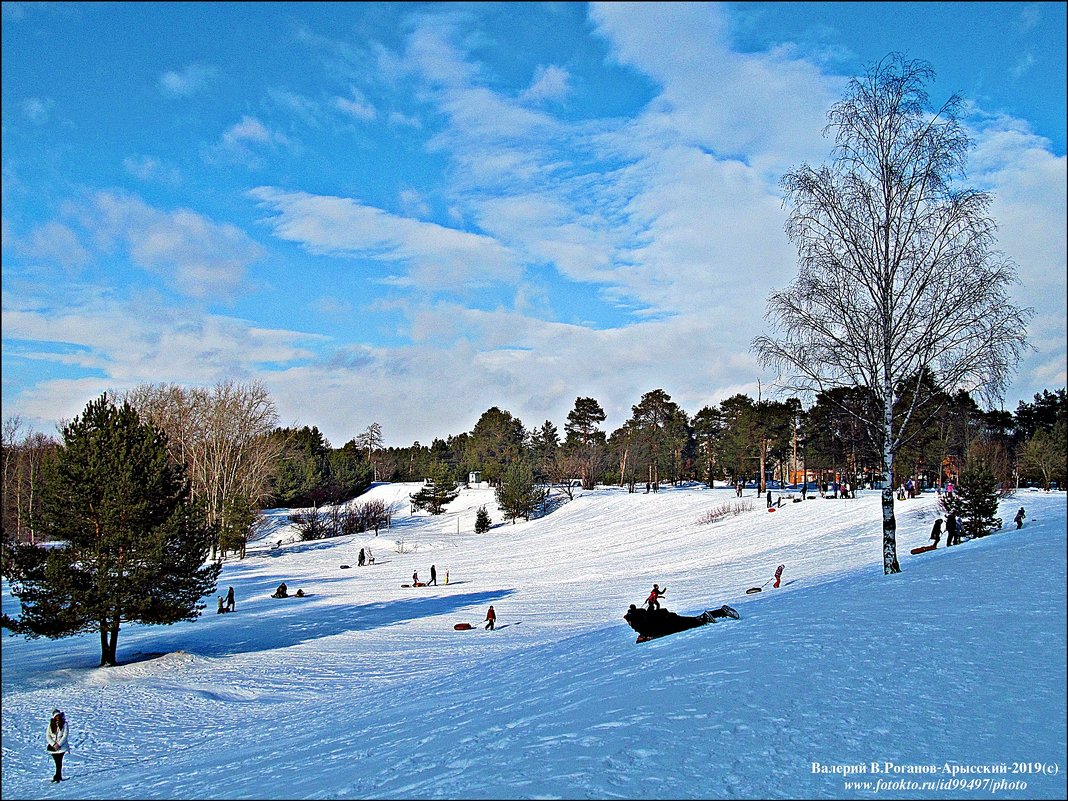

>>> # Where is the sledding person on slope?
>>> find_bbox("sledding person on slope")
[645,583,666,611]
[929,518,944,547]
[272,582,288,598]
[624,603,739,642]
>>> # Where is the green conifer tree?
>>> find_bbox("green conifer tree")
[409,461,459,515]
[1,395,220,666]
[474,505,492,533]
[495,460,543,523]
[942,464,1002,538]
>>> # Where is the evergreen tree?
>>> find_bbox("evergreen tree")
[495,460,543,523]
[564,397,607,489]
[942,464,1001,538]
[474,505,492,533]
[1,395,219,666]
[409,461,459,515]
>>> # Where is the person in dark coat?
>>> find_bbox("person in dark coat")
[945,512,960,546]
[358,548,366,567]
[429,564,437,585]
[225,586,235,612]
[1014,507,1026,529]
[272,582,288,598]
[929,518,943,547]
[46,709,69,782]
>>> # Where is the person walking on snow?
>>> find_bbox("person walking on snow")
[1014,507,1026,529]
[225,586,235,612]
[484,605,496,630]
[646,583,667,611]
[46,709,69,783]
[429,564,437,585]
[929,518,943,547]
[773,564,785,588]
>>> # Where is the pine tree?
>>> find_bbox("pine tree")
[1,395,220,666]
[495,460,543,523]
[942,464,1002,538]
[409,461,459,515]
[474,505,492,533]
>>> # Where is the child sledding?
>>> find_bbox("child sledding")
[625,582,740,643]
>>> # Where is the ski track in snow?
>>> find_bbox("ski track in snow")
[2,484,1065,800]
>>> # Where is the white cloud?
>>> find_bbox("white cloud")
[21,97,53,123]
[17,221,90,270]
[159,64,214,96]
[123,155,182,185]
[70,191,266,300]
[249,186,522,291]
[520,65,571,104]
[334,88,376,121]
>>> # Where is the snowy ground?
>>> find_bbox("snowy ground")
[2,482,1065,800]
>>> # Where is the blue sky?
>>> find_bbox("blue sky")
[3,1,1065,446]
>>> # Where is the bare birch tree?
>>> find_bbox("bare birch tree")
[753,55,1031,574]
[122,380,283,555]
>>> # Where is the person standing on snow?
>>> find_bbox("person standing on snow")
[46,709,69,783]
[929,518,944,547]
[645,583,667,611]
[225,586,235,612]
[429,564,437,585]
[945,512,960,546]
[412,570,420,586]
[358,548,366,567]
[484,605,496,630]
[1014,507,1026,529]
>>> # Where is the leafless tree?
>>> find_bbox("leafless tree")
[754,55,1031,574]
[2,416,57,544]
[355,423,384,481]
[122,380,283,550]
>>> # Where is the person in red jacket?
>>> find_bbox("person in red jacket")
[645,583,666,611]
[773,564,785,588]
[484,605,496,630]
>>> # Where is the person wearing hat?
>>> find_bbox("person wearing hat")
[46,709,69,782]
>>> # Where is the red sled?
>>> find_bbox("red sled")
[767,507,777,513]
[453,623,473,631]
[910,544,937,555]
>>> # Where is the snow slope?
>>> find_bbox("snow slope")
[2,483,1065,800]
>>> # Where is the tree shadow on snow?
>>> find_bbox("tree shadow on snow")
[125,588,517,661]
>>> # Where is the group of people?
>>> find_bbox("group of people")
[271,582,305,598]
[624,582,740,642]
[928,507,1026,547]
[411,564,447,586]
[216,586,236,614]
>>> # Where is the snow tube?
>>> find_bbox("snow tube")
[453,623,473,631]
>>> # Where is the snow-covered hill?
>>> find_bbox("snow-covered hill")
[2,483,1065,799]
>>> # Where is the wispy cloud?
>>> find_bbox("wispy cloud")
[520,65,571,104]
[249,187,521,291]
[159,63,215,96]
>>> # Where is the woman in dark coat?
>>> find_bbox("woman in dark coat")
[929,518,943,547]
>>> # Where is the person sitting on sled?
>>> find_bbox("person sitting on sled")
[645,583,666,611]
[625,603,739,642]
